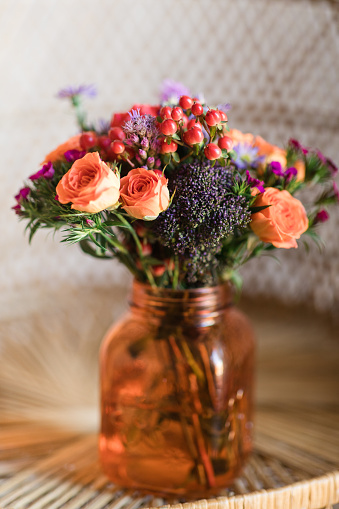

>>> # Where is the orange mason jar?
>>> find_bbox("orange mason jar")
[99,281,255,498]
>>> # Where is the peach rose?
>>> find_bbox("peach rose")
[56,152,120,213]
[228,129,255,146]
[43,134,83,164]
[250,187,308,248]
[120,168,170,220]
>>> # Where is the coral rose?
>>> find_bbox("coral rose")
[43,134,84,164]
[56,152,120,213]
[250,187,308,248]
[120,168,170,220]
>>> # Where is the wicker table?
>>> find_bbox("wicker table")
[0,286,338,509]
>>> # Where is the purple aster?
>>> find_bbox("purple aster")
[64,150,86,162]
[160,79,191,104]
[246,171,265,193]
[315,209,329,223]
[29,161,55,181]
[217,103,232,113]
[232,143,264,170]
[57,84,97,99]
[123,110,160,142]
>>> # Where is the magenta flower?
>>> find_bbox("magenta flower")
[64,149,86,162]
[315,210,329,223]
[12,186,30,214]
[29,161,55,181]
[57,84,97,99]
[333,181,339,201]
[246,171,265,193]
[289,138,308,155]
[326,157,338,175]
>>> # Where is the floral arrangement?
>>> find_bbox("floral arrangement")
[13,81,339,289]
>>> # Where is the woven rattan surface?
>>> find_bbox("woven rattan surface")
[0,286,338,509]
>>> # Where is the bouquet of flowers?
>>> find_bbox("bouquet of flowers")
[13,82,339,289]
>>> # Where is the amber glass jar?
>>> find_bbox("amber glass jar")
[99,281,255,498]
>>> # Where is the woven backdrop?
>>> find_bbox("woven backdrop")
[1,0,339,318]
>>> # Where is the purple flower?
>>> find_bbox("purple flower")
[217,103,232,113]
[246,171,265,193]
[289,138,308,155]
[64,150,86,162]
[315,210,329,223]
[284,166,298,180]
[270,161,284,177]
[269,162,297,181]
[123,110,160,142]
[160,79,191,103]
[57,84,97,99]
[232,143,264,170]
[15,187,30,202]
[29,161,55,181]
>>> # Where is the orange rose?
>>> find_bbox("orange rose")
[228,129,255,146]
[250,187,308,248]
[120,168,170,220]
[56,152,120,213]
[43,134,83,164]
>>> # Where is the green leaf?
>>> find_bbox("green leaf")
[249,205,270,214]
[79,239,113,259]
[103,219,129,228]
[172,151,180,163]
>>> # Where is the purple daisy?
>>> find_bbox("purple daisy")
[232,143,264,170]
[57,84,97,99]
[160,79,191,104]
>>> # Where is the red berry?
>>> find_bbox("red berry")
[191,102,204,116]
[153,169,163,177]
[111,140,125,154]
[218,110,228,122]
[108,127,125,141]
[80,132,97,150]
[218,136,233,151]
[183,126,204,146]
[141,243,152,256]
[171,106,184,121]
[179,95,193,110]
[160,119,177,136]
[160,106,172,119]
[187,118,203,130]
[204,143,222,160]
[181,114,188,128]
[160,139,178,154]
[205,110,221,127]
[98,136,111,150]
[152,264,166,277]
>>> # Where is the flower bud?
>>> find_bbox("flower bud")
[139,149,147,160]
[141,137,149,150]
[147,156,155,168]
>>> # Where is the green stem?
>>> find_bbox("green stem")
[116,214,156,288]
[172,255,180,289]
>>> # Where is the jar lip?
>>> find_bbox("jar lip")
[131,279,234,311]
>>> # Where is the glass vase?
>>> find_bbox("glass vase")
[99,280,255,498]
